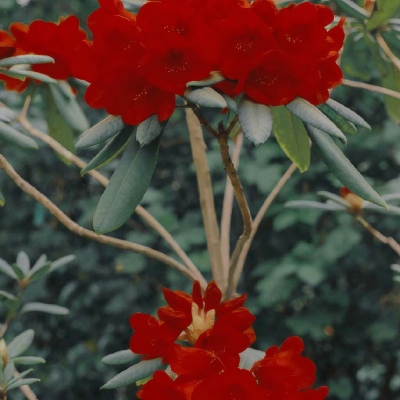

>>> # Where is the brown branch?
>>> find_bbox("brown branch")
[227,163,297,298]
[0,154,198,282]
[356,215,400,256]
[376,32,400,72]
[342,79,400,100]
[220,132,243,278]
[186,108,224,289]
[17,98,206,287]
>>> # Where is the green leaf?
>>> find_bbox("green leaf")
[27,263,51,282]
[220,93,238,113]
[286,98,347,144]
[0,121,38,150]
[49,254,75,273]
[0,67,56,83]
[20,302,69,315]
[101,350,139,365]
[101,358,163,390]
[16,251,30,275]
[7,378,40,391]
[366,0,400,31]
[76,115,124,149]
[6,369,33,388]
[285,200,346,211]
[323,99,371,130]
[136,116,165,147]
[381,61,400,123]
[319,104,358,136]
[185,87,227,108]
[0,188,4,206]
[306,125,387,208]
[0,258,17,279]
[11,263,26,280]
[317,191,351,208]
[334,0,370,20]
[93,135,162,234]
[0,55,54,67]
[238,97,273,145]
[81,126,134,175]
[3,360,15,382]
[0,107,16,123]
[364,203,400,216]
[271,106,310,172]
[43,85,75,153]
[239,348,265,370]
[12,356,45,365]
[48,81,89,132]
[7,330,35,358]
[0,290,17,300]
[186,71,225,87]
[29,254,47,273]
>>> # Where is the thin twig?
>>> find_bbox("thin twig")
[13,369,37,400]
[0,154,199,282]
[17,98,206,287]
[220,132,243,278]
[376,32,400,72]
[186,108,224,289]
[356,215,400,256]
[227,163,297,298]
[342,79,400,100]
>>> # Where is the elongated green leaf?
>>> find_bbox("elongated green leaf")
[0,290,16,300]
[238,97,273,145]
[27,263,51,282]
[0,107,16,123]
[48,82,89,132]
[382,61,400,123]
[220,93,238,113]
[49,254,75,273]
[324,99,371,130]
[6,369,33,388]
[239,348,265,370]
[93,135,162,234]
[366,0,400,31]
[364,203,400,216]
[136,116,166,147]
[29,254,47,274]
[334,0,370,19]
[0,55,54,67]
[16,252,30,274]
[185,87,227,108]
[101,358,163,390]
[0,67,56,83]
[76,115,124,149]
[271,106,310,172]
[7,378,40,391]
[7,330,34,358]
[11,263,25,280]
[285,200,346,211]
[81,126,134,175]
[317,191,350,208]
[12,356,45,365]
[102,350,139,365]
[306,125,387,208]
[4,361,15,382]
[0,258,17,279]
[21,302,69,315]
[286,98,347,144]
[318,104,358,136]
[187,71,225,87]
[0,121,38,150]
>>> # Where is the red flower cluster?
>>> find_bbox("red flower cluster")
[72,0,344,126]
[130,281,328,400]
[0,16,88,92]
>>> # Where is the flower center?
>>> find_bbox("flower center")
[182,302,216,344]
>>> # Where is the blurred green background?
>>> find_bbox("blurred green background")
[0,0,400,399]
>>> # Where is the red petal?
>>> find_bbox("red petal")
[203,280,222,311]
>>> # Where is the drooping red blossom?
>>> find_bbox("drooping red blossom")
[252,336,323,394]
[192,369,268,400]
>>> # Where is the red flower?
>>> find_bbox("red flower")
[138,371,188,400]
[0,30,16,59]
[252,336,320,392]
[192,369,268,400]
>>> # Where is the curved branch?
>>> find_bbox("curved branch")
[342,79,400,100]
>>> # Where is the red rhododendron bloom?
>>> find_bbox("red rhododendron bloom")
[0,31,16,59]
[138,371,188,400]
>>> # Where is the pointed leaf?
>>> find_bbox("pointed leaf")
[334,0,370,19]
[4,360,15,382]
[0,290,17,300]
[7,378,40,391]
[318,104,358,136]
[48,82,89,132]
[366,0,400,31]
[286,98,347,144]
[238,97,273,145]
[49,254,75,273]
[12,356,45,365]
[16,252,30,274]
[20,302,69,315]
[0,258,17,279]
[7,330,35,358]
[11,263,25,280]
[271,106,310,172]
[185,87,227,108]
[102,350,139,365]
[0,107,16,123]
[317,191,351,208]
[285,200,346,211]
[187,71,225,87]
[81,125,134,175]
[306,125,387,208]
[0,67,56,83]
[364,203,400,216]
[93,135,162,234]
[0,121,38,150]
[76,116,124,149]
[101,358,163,390]
[6,369,33,388]
[324,99,371,129]
[221,94,238,113]
[0,55,54,67]
[136,115,166,146]
[27,263,51,282]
